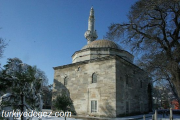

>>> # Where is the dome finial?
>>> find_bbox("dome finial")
[91,6,93,9]
[84,7,98,44]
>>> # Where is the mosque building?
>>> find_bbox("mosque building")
[52,7,152,117]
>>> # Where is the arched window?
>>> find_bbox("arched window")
[92,73,97,83]
[64,77,68,85]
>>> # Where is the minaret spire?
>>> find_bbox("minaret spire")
[84,7,98,44]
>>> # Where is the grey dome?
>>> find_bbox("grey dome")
[82,40,121,50]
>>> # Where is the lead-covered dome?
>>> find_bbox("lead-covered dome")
[72,39,134,63]
[82,40,122,50]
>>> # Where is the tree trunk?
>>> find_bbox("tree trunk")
[64,110,66,120]
[21,93,24,120]
[169,61,180,109]
[167,78,180,109]
[173,75,180,109]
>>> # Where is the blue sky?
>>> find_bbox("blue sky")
[0,0,137,85]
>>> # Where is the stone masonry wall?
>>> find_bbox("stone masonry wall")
[116,57,150,116]
[53,57,117,117]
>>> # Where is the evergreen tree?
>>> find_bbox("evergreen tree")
[53,93,73,120]
[0,58,46,120]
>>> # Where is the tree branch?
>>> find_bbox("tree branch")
[131,24,168,50]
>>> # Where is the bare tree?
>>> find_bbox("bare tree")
[42,84,52,109]
[153,80,175,109]
[106,0,180,104]
[35,66,48,86]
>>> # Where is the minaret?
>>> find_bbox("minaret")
[84,7,98,44]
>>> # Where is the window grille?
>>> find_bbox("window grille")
[92,73,97,83]
[91,100,97,112]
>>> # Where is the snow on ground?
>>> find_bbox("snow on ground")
[130,114,180,120]
[11,110,180,120]
[38,109,180,120]
[9,114,180,120]
[15,117,83,120]
[30,114,180,120]
[32,117,83,120]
